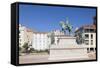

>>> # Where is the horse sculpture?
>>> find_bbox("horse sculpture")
[60,18,73,35]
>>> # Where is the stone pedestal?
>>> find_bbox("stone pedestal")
[48,35,88,60]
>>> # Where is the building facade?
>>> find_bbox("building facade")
[32,32,51,51]
[75,17,96,52]
[32,30,64,51]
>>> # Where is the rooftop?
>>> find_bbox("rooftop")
[75,23,96,32]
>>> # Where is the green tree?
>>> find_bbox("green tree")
[22,42,28,53]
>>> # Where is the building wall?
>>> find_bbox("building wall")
[75,24,96,52]
[84,33,96,48]
[32,33,51,51]
[32,30,64,51]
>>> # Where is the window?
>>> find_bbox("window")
[90,48,94,52]
[90,29,95,32]
[91,34,93,39]
[85,29,89,32]
[85,29,95,33]
[91,40,93,45]
[84,40,89,45]
[85,34,89,39]
[87,48,89,53]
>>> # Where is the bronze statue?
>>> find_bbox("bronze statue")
[60,18,73,35]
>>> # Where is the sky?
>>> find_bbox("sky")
[19,4,96,33]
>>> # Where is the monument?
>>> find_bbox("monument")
[48,18,88,60]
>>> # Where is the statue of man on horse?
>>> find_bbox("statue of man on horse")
[60,17,73,35]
